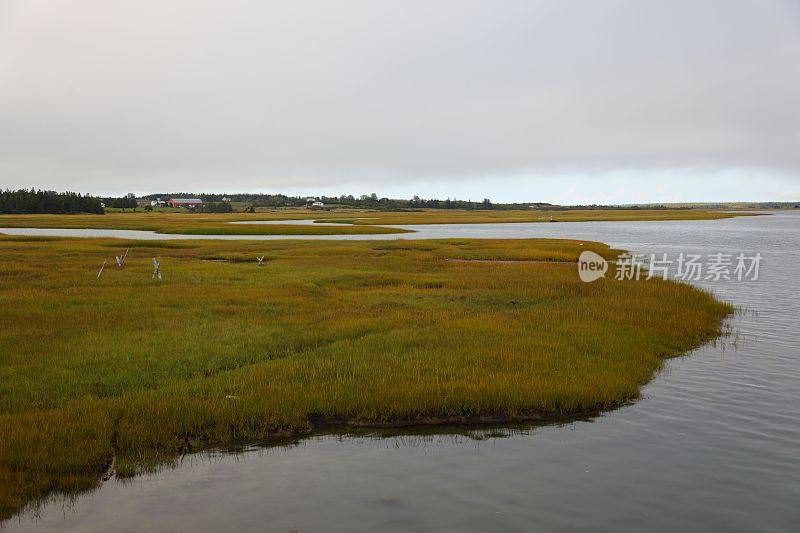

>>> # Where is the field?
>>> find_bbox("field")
[0,232,732,520]
[0,208,745,236]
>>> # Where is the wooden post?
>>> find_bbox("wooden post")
[97,260,107,279]
[115,247,130,268]
[152,258,162,280]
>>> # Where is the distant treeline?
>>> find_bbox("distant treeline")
[142,192,559,211]
[103,194,138,210]
[138,193,800,211]
[0,189,104,214]
[633,202,800,209]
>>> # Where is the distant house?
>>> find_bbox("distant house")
[168,198,203,208]
[311,201,324,208]
[150,199,167,206]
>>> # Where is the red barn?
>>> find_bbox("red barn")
[168,198,203,208]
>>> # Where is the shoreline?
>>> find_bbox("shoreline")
[9,403,620,523]
[0,231,734,521]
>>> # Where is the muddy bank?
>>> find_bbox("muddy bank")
[123,406,616,475]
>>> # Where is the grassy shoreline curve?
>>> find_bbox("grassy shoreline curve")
[0,235,732,520]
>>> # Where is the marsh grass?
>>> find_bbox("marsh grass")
[0,211,407,235]
[0,234,732,519]
[0,208,745,237]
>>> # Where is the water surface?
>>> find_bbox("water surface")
[4,212,799,532]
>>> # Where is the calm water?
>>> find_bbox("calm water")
[3,213,800,532]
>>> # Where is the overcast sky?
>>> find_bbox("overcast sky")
[1,0,799,203]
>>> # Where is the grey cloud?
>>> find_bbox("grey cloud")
[0,0,799,195]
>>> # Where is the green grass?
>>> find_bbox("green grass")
[0,234,732,520]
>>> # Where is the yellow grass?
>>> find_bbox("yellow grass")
[0,234,732,520]
[0,208,746,237]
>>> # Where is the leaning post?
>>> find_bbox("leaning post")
[116,247,130,268]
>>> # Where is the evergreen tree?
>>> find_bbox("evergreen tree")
[0,189,104,214]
